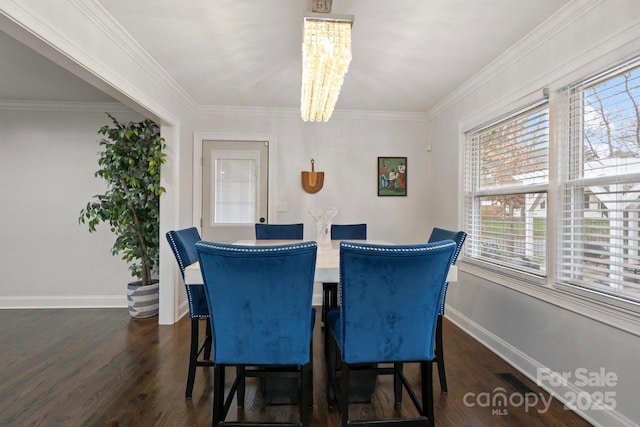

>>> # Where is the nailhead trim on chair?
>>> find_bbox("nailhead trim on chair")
[452,233,466,264]
[185,286,209,319]
[167,232,209,319]
[196,241,317,252]
[439,232,467,315]
[166,233,187,272]
[341,241,456,253]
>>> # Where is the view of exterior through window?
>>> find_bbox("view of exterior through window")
[560,59,640,301]
[465,103,549,275]
[465,55,640,305]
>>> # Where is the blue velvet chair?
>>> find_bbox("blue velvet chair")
[427,227,467,393]
[323,224,368,327]
[330,223,367,240]
[326,240,456,427]
[196,240,317,427]
[166,227,213,399]
[255,223,304,240]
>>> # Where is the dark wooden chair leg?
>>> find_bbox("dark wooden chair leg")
[308,342,314,408]
[186,318,199,399]
[422,361,435,427]
[322,282,338,328]
[300,363,311,427]
[340,363,350,427]
[394,362,403,405]
[204,318,212,360]
[213,364,225,427]
[435,315,448,393]
[236,366,246,407]
[331,284,338,307]
[325,330,337,407]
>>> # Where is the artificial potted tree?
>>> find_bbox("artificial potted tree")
[79,113,166,318]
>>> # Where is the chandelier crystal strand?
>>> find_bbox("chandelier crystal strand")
[301,18,352,122]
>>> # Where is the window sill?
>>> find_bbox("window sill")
[459,260,640,338]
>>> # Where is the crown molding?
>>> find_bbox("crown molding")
[332,108,429,122]
[0,99,133,112]
[196,104,429,122]
[458,15,640,133]
[425,0,603,121]
[68,0,198,114]
[1,0,186,123]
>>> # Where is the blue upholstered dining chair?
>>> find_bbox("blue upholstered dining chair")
[330,223,367,240]
[196,240,317,427]
[326,240,456,427]
[427,227,467,393]
[165,227,213,399]
[255,223,304,240]
[323,223,368,327]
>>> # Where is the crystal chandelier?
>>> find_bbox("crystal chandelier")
[301,15,353,122]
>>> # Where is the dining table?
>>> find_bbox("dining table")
[183,239,458,290]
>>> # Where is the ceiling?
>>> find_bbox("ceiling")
[1,0,569,114]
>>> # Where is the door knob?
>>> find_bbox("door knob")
[259,217,266,223]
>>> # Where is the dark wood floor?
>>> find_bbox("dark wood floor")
[0,309,592,427]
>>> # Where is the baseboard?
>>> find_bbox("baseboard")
[0,295,127,309]
[177,299,189,321]
[446,307,636,427]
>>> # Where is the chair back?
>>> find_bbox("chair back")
[427,227,467,315]
[337,240,456,364]
[331,223,367,240]
[427,227,467,264]
[255,223,304,240]
[166,227,208,318]
[166,227,201,277]
[196,241,317,365]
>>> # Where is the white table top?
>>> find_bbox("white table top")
[184,240,457,285]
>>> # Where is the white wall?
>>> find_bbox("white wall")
[427,1,640,426]
[183,112,430,244]
[0,106,143,307]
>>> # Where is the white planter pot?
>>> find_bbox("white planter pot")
[127,280,159,319]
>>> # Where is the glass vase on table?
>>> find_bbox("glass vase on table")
[308,207,339,250]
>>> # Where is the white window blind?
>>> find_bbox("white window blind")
[464,102,549,275]
[213,157,257,225]
[559,57,640,302]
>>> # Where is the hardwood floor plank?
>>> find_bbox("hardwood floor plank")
[0,309,592,426]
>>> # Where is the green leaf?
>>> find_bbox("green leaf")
[78,113,165,286]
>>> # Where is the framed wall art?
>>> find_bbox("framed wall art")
[378,156,407,196]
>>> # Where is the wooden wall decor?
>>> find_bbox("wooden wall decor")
[301,159,324,194]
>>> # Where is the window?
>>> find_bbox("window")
[464,55,640,309]
[464,102,549,275]
[559,57,640,303]
[213,153,258,224]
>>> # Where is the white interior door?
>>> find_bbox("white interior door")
[202,140,268,242]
